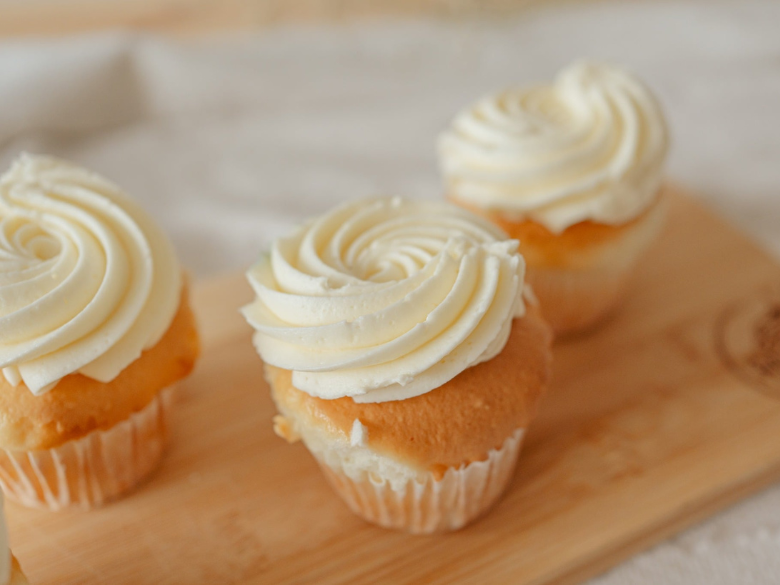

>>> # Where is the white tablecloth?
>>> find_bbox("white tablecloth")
[1,1,779,582]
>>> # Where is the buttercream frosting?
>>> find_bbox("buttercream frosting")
[0,154,181,395]
[438,60,669,233]
[242,197,525,403]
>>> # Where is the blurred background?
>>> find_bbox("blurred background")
[1,1,779,583]
[0,0,637,35]
[1,0,778,277]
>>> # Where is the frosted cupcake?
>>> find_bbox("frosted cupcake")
[438,60,670,334]
[0,154,200,510]
[0,493,28,585]
[243,197,552,533]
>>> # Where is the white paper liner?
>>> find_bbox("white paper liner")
[0,386,175,511]
[316,428,525,534]
[527,263,632,335]
[525,192,668,335]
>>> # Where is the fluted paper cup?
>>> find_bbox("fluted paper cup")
[526,263,633,334]
[315,428,525,534]
[0,386,175,511]
[527,194,667,335]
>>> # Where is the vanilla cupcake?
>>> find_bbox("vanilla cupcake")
[438,60,670,334]
[0,154,199,510]
[243,197,552,533]
[0,494,28,585]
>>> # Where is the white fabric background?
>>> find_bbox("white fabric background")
[1,0,779,582]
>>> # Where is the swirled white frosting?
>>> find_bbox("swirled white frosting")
[0,154,181,395]
[0,492,9,585]
[438,60,669,233]
[242,197,525,403]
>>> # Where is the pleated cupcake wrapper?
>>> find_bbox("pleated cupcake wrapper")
[0,386,175,511]
[527,194,668,335]
[316,428,525,534]
[527,263,633,335]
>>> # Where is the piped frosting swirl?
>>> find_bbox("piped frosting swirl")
[0,154,181,395]
[438,60,669,233]
[242,197,525,403]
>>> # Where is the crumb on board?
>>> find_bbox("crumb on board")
[273,415,301,443]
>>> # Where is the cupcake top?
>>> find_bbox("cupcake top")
[438,60,669,233]
[242,197,526,403]
[0,154,181,395]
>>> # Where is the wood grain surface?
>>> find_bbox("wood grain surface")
[8,187,780,584]
[0,0,554,37]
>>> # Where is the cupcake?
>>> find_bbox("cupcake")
[0,154,200,510]
[242,197,552,533]
[1,493,28,585]
[438,60,670,334]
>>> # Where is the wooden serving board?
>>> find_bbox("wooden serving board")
[9,187,780,584]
